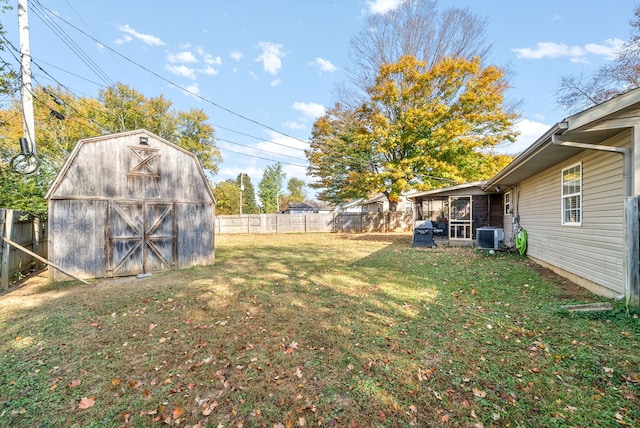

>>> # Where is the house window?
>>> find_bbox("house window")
[504,191,511,215]
[562,163,582,225]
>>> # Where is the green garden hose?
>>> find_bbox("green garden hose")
[515,228,527,255]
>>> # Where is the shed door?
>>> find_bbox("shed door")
[107,201,176,277]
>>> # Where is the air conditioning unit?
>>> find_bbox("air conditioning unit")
[476,227,504,250]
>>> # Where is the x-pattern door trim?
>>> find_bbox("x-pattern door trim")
[128,146,160,177]
[107,201,176,276]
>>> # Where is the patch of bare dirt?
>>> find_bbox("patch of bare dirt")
[523,260,596,301]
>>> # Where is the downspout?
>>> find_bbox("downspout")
[552,123,632,303]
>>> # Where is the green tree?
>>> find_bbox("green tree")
[236,173,259,214]
[286,178,306,202]
[0,1,15,99]
[175,108,222,174]
[212,180,240,215]
[258,163,286,213]
[0,167,48,217]
[344,0,494,107]
[0,82,222,215]
[307,55,516,210]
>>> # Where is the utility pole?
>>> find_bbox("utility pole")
[239,173,244,216]
[18,0,35,155]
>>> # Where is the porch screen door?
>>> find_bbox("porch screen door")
[448,196,472,241]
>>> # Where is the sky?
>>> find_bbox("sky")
[1,0,635,199]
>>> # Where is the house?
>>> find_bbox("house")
[334,199,366,213]
[46,129,216,280]
[407,182,503,244]
[284,201,334,214]
[483,88,640,305]
[360,193,415,213]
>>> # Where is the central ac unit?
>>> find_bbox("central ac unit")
[477,227,504,250]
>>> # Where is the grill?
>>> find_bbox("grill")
[412,220,435,248]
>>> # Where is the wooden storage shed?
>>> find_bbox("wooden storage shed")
[46,129,215,281]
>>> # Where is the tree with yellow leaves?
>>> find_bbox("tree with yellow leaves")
[307,55,517,210]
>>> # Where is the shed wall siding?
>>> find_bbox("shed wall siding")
[514,134,628,295]
[177,203,215,268]
[51,135,212,203]
[49,199,107,281]
[48,130,215,280]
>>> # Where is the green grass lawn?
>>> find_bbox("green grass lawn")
[0,233,638,427]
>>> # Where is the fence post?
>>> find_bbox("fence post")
[625,197,640,306]
[33,216,40,260]
[1,209,14,291]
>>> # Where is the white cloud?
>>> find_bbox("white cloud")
[270,79,283,87]
[293,102,326,120]
[165,64,197,80]
[257,131,309,161]
[366,0,402,14]
[313,57,337,73]
[284,121,306,130]
[199,65,219,76]
[230,50,244,61]
[181,82,200,97]
[203,54,222,65]
[248,71,258,79]
[115,34,133,45]
[495,118,551,156]
[512,42,584,60]
[256,41,285,75]
[167,51,198,63]
[117,24,165,46]
[584,38,624,60]
[512,38,624,63]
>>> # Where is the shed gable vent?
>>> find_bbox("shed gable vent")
[128,145,160,177]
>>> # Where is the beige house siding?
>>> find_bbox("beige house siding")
[514,133,629,297]
[503,212,515,247]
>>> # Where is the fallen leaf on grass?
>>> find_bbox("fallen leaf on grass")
[149,323,157,330]
[172,407,184,419]
[78,396,95,409]
[67,379,81,388]
[472,388,487,398]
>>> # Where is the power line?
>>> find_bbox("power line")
[29,1,114,87]
[218,145,308,168]
[32,0,310,146]
[1,11,313,167]
[216,137,308,162]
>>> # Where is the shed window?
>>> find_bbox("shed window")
[562,163,582,225]
[504,191,511,215]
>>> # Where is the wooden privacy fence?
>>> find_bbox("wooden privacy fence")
[0,209,48,290]
[215,212,414,235]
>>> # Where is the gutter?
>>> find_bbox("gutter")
[551,122,632,198]
[552,122,632,303]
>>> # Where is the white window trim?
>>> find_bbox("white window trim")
[504,190,511,215]
[561,162,582,226]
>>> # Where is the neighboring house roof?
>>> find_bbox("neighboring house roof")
[361,191,419,205]
[286,201,334,211]
[361,194,387,205]
[484,88,640,191]
[406,181,487,199]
